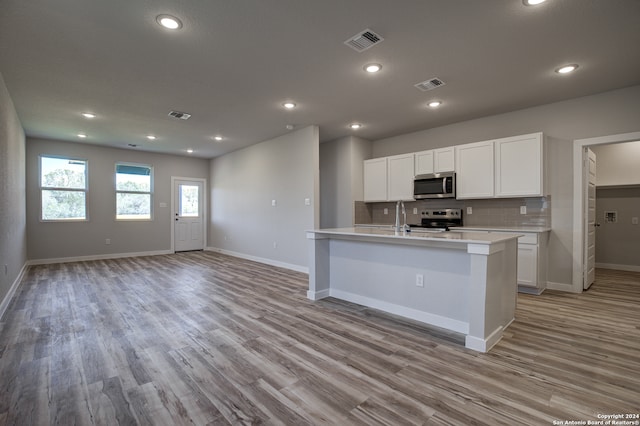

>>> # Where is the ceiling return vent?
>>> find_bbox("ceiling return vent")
[414,77,446,92]
[344,28,384,52]
[168,110,191,120]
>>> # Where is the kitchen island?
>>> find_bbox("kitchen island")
[307,227,521,352]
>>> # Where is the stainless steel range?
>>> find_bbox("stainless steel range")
[412,208,463,231]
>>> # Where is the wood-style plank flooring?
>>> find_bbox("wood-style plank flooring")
[1,251,639,425]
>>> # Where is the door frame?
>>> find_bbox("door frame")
[171,176,207,252]
[571,131,640,293]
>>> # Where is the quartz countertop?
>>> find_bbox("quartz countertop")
[355,223,551,233]
[310,227,521,245]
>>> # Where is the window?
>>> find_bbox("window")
[115,163,153,220]
[40,156,88,221]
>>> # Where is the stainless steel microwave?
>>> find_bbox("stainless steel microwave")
[413,172,456,199]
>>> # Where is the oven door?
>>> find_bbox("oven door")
[413,173,456,199]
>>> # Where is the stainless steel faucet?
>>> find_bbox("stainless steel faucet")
[394,200,408,232]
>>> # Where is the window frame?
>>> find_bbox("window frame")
[115,162,154,221]
[39,155,89,222]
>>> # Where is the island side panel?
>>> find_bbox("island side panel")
[465,239,518,352]
[307,232,331,300]
[326,239,471,334]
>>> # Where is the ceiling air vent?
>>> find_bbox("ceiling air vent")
[414,77,446,92]
[168,110,191,120]
[344,28,384,52]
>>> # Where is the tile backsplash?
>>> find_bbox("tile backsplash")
[354,197,551,227]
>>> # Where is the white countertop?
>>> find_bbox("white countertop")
[355,223,551,233]
[310,227,521,245]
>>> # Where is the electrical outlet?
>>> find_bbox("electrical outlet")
[224,235,228,241]
[4,265,7,275]
[520,206,527,215]
[632,217,639,225]
[467,207,472,215]
[271,199,277,207]
[304,198,311,206]
[383,208,388,215]
[413,208,418,214]
[416,274,424,287]
[105,238,111,245]
[273,242,278,249]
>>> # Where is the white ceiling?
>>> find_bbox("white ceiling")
[1,0,639,158]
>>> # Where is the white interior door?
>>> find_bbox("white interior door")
[174,179,204,252]
[584,148,597,289]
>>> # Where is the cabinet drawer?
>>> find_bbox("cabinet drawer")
[517,233,538,245]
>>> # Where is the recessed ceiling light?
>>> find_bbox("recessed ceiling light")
[364,63,382,73]
[214,136,223,141]
[555,64,579,74]
[156,14,182,30]
[283,102,296,109]
[77,133,87,138]
[81,112,96,119]
[428,101,442,108]
[349,123,362,130]
[187,149,194,153]
[523,0,547,5]
[146,135,157,140]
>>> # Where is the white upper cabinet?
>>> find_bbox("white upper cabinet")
[414,150,434,175]
[414,147,455,175]
[387,153,415,201]
[434,147,455,173]
[455,141,495,199]
[495,132,544,197]
[363,158,388,202]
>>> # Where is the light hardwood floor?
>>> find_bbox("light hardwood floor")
[1,251,638,425]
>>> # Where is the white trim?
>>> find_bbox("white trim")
[27,250,173,266]
[171,176,207,253]
[572,131,640,293]
[328,288,469,334]
[546,280,577,293]
[206,247,309,274]
[0,262,29,320]
[307,289,330,300]
[595,263,640,273]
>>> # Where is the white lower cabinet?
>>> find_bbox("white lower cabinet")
[499,232,548,294]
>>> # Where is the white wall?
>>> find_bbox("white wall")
[591,141,640,187]
[26,138,210,261]
[320,136,371,228]
[209,126,319,271]
[595,187,640,270]
[369,85,640,289]
[0,73,27,314]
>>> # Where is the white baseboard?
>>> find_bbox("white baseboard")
[546,280,578,293]
[596,262,640,273]
[206,247,309,274]
[307,289,330,300]
[0,262,29,320]
[329,288,469,334]
[27,250,173,266]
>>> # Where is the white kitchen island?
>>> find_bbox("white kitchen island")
[307,227,521,352]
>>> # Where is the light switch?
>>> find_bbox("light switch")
[632,217,639,225]
[304,198,311,206]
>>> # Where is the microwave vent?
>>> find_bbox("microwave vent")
[344,29,384,52]
[414,77,446,92]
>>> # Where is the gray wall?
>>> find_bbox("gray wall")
[365,85,640,287]
[26,138,209,261]
[596,187,640,269]
[209,126,319,270]
[320,136,371,228]
[591,141,640,186]
[0,73,27,309]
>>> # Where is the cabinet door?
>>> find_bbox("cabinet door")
[363,158,388,202]
[414,150,434,175]
[495,133,543,197]
[434,147,455,172]
[455,141,494,199]
[517,243,538,287]
[387,154,415,201]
